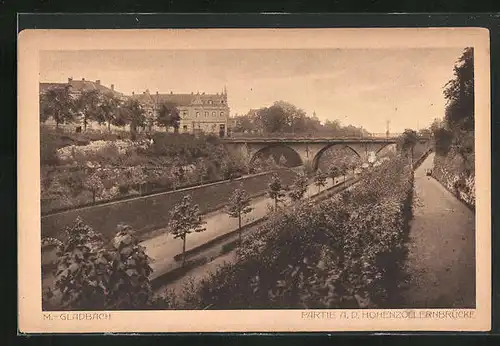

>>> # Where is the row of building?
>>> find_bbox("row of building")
[40,77,232,137]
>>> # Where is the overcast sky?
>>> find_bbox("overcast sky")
[40,48,466,133]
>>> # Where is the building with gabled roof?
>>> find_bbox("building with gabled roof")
[40,77,231,136]
[40,77,125,99]
[39,78,128,131]
[129,88,230,137]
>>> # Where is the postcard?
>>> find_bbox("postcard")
[18,27,491,333]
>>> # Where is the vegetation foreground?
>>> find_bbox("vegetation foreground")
[43,155,414,311]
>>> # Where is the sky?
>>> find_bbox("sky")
[40,48,466,133]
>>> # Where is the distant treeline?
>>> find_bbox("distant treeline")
[231,101,370,136]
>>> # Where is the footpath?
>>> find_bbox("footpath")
[402,152,475,308]
[142,175,348,280]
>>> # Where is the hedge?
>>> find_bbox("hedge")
[156,157,414,309]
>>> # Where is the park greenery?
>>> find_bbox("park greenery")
[231,101,369,136]
[40,127,252,213]
[39,83,384,214]
[154,155,414,309]
[431,47,475,207]
[43,149,417,311]
[43,219,154,310]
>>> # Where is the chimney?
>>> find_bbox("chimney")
[111,84,114,91]
[156,91,159,95]
[82,78,85,81]
[96,80,101,85]
[132,91,135,95]
[68,77,73,83]
[146,89,150,94]
[170,91,173,94]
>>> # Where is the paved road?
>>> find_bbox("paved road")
[142,175,347,280]
[402,152,475,308]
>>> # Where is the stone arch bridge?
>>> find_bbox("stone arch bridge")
[221,136,406,171]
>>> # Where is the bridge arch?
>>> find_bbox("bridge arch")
[249,144,303,168]
[312,144,362,172]
[374,142,397,156]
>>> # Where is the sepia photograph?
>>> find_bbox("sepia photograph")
[18,28,491,332]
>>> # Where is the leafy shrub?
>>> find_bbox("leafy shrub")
[43,218,153,310]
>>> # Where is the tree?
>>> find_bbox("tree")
[76,89,101,132]
[399,129,418,169]
[48,218,153,310]
[443,47,474,132]
[273,101,308,133]
[40,85,76,128]
[97,92,121,132]
[256,105,289,133]
[288,173,308,201]
[323,119,342,136]
[129,166,147,195]
[168,195,206,267]
[170,161,185,190]
[418,128,432,139]
[197,158,210,184]
[156,101,181,133]
[327,164,340,185]
[313,169,327,193]
[83,172,104,203]
[119,99,146,139]
[339,163,349,183]
[267,173,285,210]
[225,186,253,244]
[430,118,443,134]
[232,114,256,133]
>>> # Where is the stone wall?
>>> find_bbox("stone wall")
[433,150,475,209]
[41,168,298,240]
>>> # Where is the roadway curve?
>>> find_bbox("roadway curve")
[402,152,475,308]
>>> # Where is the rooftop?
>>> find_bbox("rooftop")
[39,77,123,97]
[129,90,228,107]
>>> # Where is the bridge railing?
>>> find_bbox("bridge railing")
[227,132,403,140]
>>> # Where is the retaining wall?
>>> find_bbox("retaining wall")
[41,168,298,240]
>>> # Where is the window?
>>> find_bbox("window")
[221,100,224,104]
[212,112,216,116]
[183,125,188,131]
[220,112,224,117]
[205,111,209,117]
[196,112,200,118]
[208,100,213,104]
[182,111,188,118]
